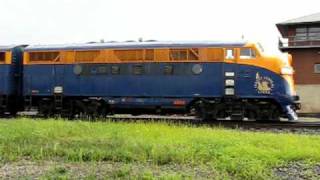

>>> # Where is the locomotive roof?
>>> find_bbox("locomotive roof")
[24,41,247,51]
[0,45,19,51]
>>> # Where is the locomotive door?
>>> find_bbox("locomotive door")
[223,48,238,96]
[53,64,64,95]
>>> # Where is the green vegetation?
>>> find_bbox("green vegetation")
[0,118,320,179]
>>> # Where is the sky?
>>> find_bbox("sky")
[0,0,319,55]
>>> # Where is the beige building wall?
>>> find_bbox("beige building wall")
[296,85,320,113]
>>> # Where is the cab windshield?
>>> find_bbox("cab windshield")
[240,48,256,59]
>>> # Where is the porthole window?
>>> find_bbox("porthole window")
[73,64,83,75]
[315,64,320,74]
[192,64,203,75]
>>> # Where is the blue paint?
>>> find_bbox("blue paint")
[23,62,298,118]
[0,46,24,96]
[104,97,192,109]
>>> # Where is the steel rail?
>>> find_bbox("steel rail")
[9,113,320,131]
[103,115,320,130]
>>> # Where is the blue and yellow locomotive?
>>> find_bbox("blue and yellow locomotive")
[19,41,300,120]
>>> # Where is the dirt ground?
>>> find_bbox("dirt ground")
[0,160,217,179]
[1,160,320,179]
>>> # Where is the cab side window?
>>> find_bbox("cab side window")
[240,48,256,59]
[225,49,235,60]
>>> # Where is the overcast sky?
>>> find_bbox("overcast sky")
[0,0,319,54]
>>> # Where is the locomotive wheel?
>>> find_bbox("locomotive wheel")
[60,100,76,119]
[7,105,18,116]
[256,104,281,122]
[188,106,198,116]
[74,100,87,119]
[213,104,227,120]
[269,106,281,122]
[247,110,257,121]
[200,112,212,122]
[195,100,214,121]
[73,99,107,120]
[86,100,101,118]
[39,99,54,117]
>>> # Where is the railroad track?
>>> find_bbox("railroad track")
[105,114,320,131]
[12,113,320,132]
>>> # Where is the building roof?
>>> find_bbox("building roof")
[277,12,320,25]
[277,12,320,37]
[24,41,247,51]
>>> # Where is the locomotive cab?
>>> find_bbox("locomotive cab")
[221,43,299,120]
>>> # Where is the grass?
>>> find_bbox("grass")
[0,118,320,179]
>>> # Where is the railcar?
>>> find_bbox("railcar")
[22,41,300,120]
[0,45,24,115]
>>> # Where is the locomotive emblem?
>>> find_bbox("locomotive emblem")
[254,73,274,94]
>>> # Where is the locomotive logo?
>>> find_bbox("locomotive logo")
[254,73,274,94]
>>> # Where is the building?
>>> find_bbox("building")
[277,13,320,113]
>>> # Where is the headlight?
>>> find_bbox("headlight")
[225,79,235,86]
[281,67,294,75]
[225,88,235,95]
[225,72,235,77]
[54,86,63,94]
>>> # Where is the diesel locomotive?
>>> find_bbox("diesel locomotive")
[0,41,300,120]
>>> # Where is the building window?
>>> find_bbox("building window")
[295,27,307,41]
[295,27,320,41]
[29,52,60,61]
[315,64,320,74]
[240,48,256,59]
[308,27,320,40]
[0,52,5,62]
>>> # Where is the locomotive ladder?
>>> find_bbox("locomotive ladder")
[54,93,63,111]
[24,95,32,110]
[224,71,245,120]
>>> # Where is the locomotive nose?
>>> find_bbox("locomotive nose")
[287,54,293,65]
